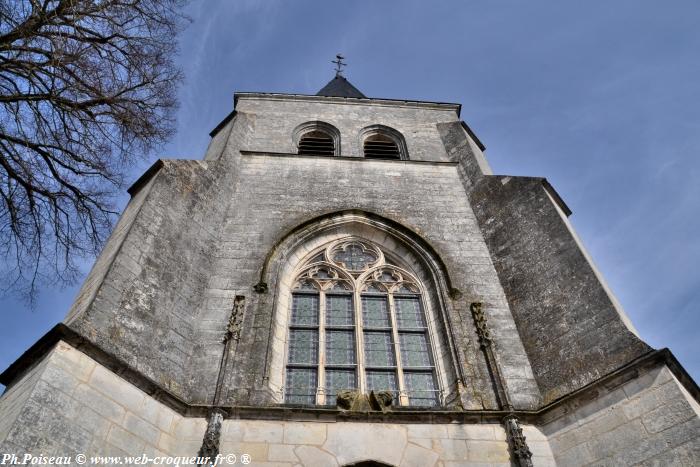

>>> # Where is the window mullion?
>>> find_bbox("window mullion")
[318,290,326,405]
[388,293,408,406]
[355,288,365,395]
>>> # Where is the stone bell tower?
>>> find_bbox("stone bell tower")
[1,71,698,466]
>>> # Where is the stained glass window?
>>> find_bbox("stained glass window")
[330,281,351,291]
[309,253,325,263]
[324,292,356,405]
[314,268,332,279]
[291,294,318,325]
[399,333,432,368]
[286,241,440,407]
[362,296,390,328]
[395,297,425,329]
[364,331,395,367]
[326,295,353,326]
[333,243,377,270]
[326,330,355,365]
[378,271,396,282]
[404,372,438,406]
[288,329,318,364]
[397,283,418,294]
[285,368,317,405]
[297,280,317,291]
[366,370,398,393]
[363,283,384,294]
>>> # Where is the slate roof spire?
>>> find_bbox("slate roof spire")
[316,76,366,98]
[316,54,366,98]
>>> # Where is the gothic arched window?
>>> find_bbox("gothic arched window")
[284,239,440,407]
[294,121,340,156]
[360,125,407,160]
[298,130,335,156]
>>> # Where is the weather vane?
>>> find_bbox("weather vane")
[332,54,346,77]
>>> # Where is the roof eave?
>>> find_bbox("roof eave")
[233,92,462,117]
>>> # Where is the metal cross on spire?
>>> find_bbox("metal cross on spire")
[332,54,346,77]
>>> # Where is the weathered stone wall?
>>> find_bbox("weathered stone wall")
[468,175,651,404]
[542,363,700,466]
[61,94,540,410]
[65,159,234,401]
[179,95,539,408]
[64,170,157,323]
[0,341,206,460]
[0,353,50,447]
[229,94,459,161]
[436,121,492,193]
[195,151,540,409]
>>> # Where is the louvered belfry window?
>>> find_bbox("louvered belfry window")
[363,134,401,160]
[284,239,440,407]
[298,130,335,156]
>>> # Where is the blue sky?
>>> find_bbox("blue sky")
[1,0,698,387]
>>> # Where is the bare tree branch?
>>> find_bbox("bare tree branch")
[0,0,188,304]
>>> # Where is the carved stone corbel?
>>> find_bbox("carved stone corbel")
[470,301,492,347]
[504,414,534,467]
[197,409,224,463]
[224,295,245,342]
[336,390,393,412]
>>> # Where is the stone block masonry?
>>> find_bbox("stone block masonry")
[468,175,651,403]
[219,419,555,466]
[542,364,700,466]
[0,341,206,461]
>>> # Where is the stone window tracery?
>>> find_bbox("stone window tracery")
[285,239,440,407]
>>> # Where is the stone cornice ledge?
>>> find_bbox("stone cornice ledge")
[2,324,697,424]
[234,92,462,116]
[239,150,459,167]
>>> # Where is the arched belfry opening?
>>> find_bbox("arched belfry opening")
[259,211,462,408]
[293,121,341,156]
[364,133,400,159]
[360,125,408,160]
[298,130,335,156]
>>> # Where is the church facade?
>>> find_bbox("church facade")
[1,75,698,466]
